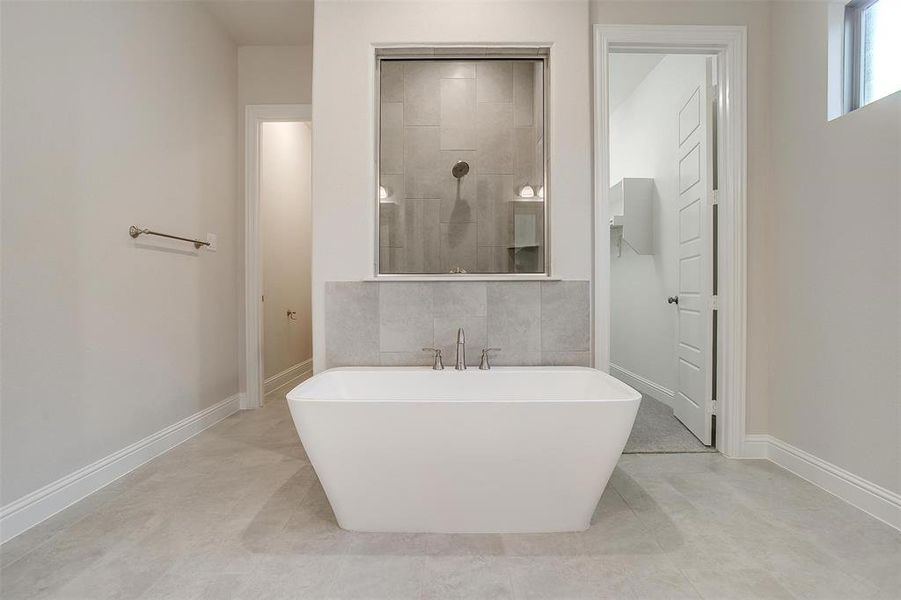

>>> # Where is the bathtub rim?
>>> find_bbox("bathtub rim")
[286,365,642,404]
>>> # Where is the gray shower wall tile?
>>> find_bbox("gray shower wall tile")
[380,351,432,367]
[379,282,434,352]
[540,280,590,351]
[476,61,513,103]
[541,351,592,367]
[404,127,441,198]
[381,101,404,129]
[441,61,475,79]
[404,62,440,126]
[477,246,511,273]
[431,282,487,317]
[476,102,514,174]
[440,78,475,130]
[325,282,380,367]
[440,127,477,151]
[379,246,405,274]
[514,127,537,182]
[324,280,591,369]
[476,174,515,247]
[486,282,541,364]
[380,61,404,102]
[401,198,441,273]
[439,175,476,223]
[380,113,404,176]
[440,222,478,273]
[513,62,535,127]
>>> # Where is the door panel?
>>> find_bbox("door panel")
[679,198,701,241]
[679,309,702,350]
[672,74,714,446]
[679,88,701,143]
[678,144,701,192]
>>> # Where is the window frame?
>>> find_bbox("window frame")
[845,0,885,112]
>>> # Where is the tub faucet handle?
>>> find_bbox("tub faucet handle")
[479,348,501,370]
[422,348,444,370]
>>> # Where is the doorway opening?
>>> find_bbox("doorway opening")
[244,105,313,409]
[593,26,748,457]
[608,53,718,453]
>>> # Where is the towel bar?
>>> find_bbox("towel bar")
[129,225,209,249]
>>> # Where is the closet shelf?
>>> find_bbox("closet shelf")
[609,178,654,255]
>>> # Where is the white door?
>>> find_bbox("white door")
[671,71,715,445]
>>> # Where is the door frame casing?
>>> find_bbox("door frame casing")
[592,25,747,457]
[244,104,313,410]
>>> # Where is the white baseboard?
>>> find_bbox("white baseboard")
[609,363,675,407]
[264,359,313,393]
[264,359,312,397]
[743,434,901,531]
[0,394,241,544]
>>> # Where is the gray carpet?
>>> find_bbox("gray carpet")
[623,394,717,453]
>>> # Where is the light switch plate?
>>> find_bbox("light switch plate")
[206,233,217,251]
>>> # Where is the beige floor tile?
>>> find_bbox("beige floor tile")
[680,567,795,600]
[326,555,423,599]
[507,556,634,599]
[3,398,900,600]
[421,555,514,599]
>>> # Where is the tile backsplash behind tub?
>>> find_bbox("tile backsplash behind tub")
[325,280,590,368]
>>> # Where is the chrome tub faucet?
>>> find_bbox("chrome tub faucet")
[455,328,466,370]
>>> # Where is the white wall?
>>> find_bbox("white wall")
[591,0,773,434]
[0,1,238,505]
[236,44,313,393]
[767,1,900,494]
[312,0,592,371]
[261,122,313,379]
[238,45,314,107]
[609,55,707,399]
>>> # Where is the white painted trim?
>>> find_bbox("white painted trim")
[0,394,241,544]
[609,363,675,407]
[592,25,748,458]
[743,435,901,531]
[741,433,771,459]
[264,359,313,395]
[244,104,313,410]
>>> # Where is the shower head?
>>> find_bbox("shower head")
[452,160,470,179]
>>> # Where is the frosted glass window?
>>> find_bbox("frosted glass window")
[847,0,901,110]
[861,0,901,104]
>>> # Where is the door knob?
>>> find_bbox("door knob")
[667,296,679,305]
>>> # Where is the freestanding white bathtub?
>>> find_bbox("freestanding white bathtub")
[286,367,640,533]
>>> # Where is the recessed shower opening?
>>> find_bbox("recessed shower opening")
[375,49,549,276]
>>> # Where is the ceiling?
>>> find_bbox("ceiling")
[200,0,314,46]
[608,53,665,112]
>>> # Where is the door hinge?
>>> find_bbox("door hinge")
[710,399,718,415]
[710,295,719,310]
[711,190,719,205]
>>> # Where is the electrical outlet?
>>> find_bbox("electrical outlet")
[206,233,217,251]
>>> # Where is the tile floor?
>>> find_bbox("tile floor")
[1,397,898,599]
[624,395,718,454]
